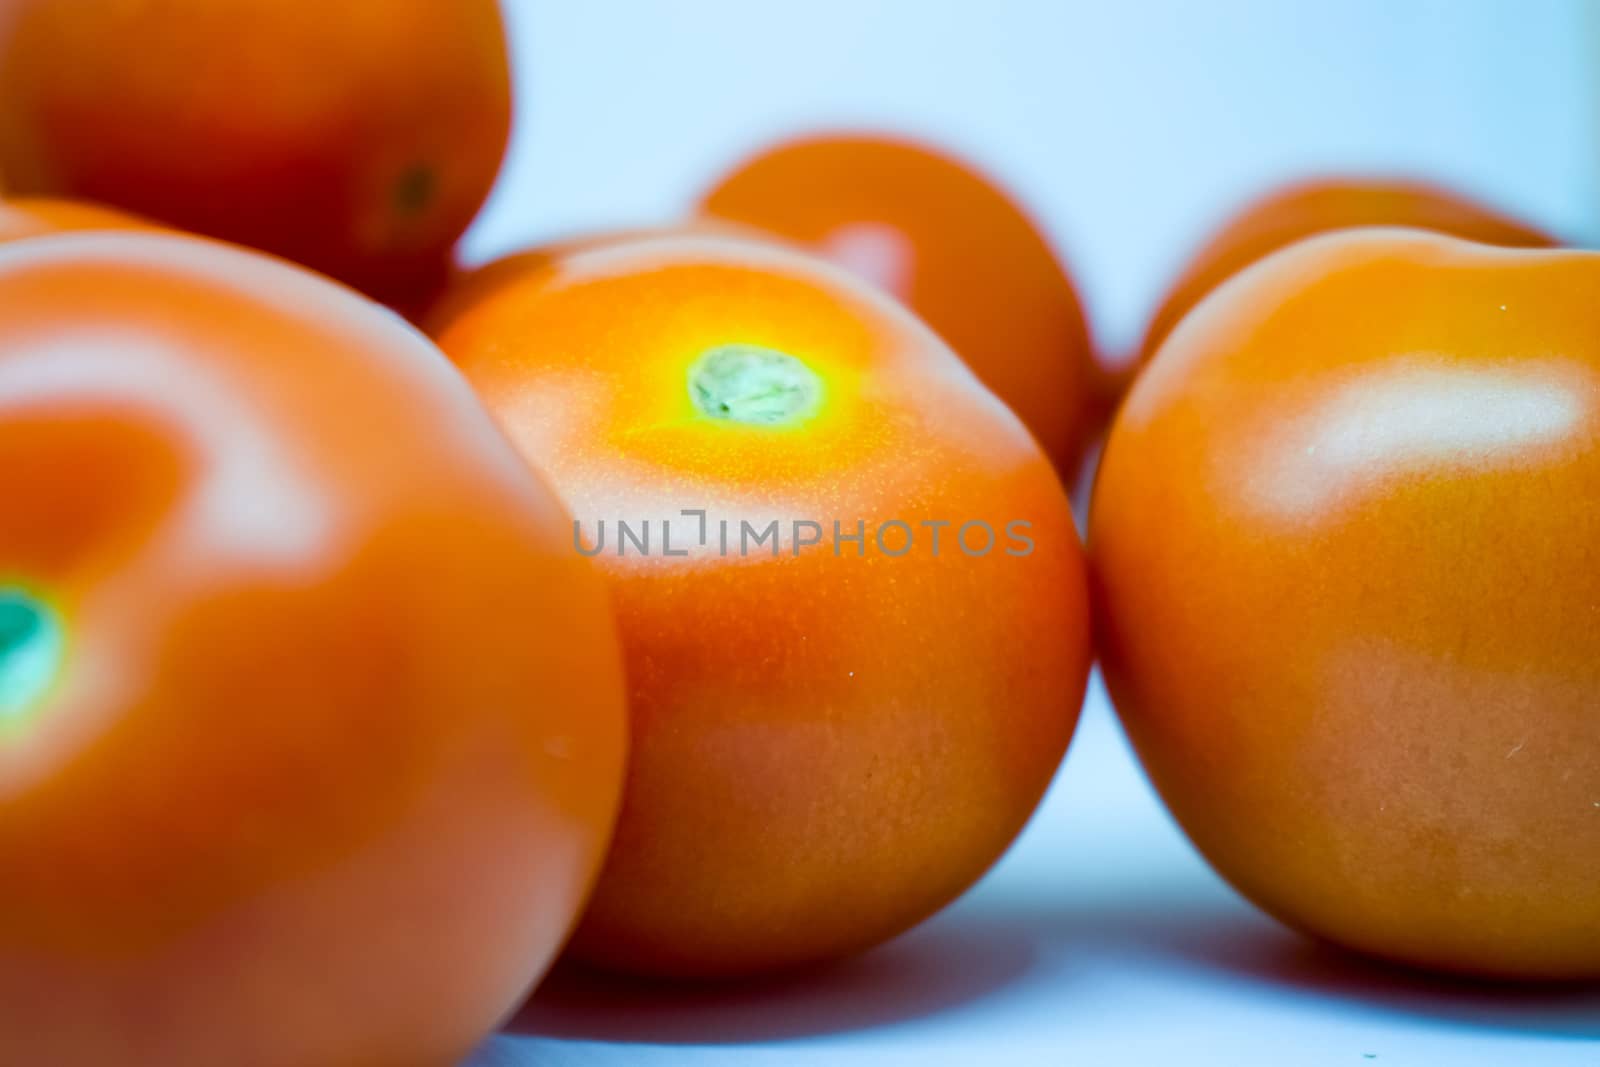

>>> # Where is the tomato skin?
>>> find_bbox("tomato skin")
[1092,229,1600,980]
[1139,178,1555,364]
[432,233,1091,978]
[0,197,157,243]
[0,0,510,307]
[0,234,627,1065]
[700,134,1098,478]
[426,219,765,334]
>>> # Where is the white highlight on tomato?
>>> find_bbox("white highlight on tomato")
[819,221,916,301]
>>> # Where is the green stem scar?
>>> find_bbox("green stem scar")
[394,164,437,217]
[0,588,63,724]
[688,344,825,426]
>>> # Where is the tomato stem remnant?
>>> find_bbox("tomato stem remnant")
[0,588,63,724]
[688,344,823,426]
[394,164,437,217]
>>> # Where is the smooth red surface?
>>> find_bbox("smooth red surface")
[1093,229,1600,980]
[434,232,1092,978]
[0,0,511,306]
[0,233,628,1065]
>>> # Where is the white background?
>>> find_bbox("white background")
[465,0,1599,361]
[464,2,1600,1063]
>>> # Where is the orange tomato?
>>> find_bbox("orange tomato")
[0,197,157,244]
[700,133,1099,477]
[1139,178,1555,364]
[427,219,763,333]
[431,233,1091,978]
[0,233,627,1064]
[1093,229,1600,980]
[0,0,511,307]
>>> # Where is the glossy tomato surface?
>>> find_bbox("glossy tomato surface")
[701,134,1099,477]
[0,233,627,1065]
[1093,229,1600,980]
[1139,178,1555,364]
[0,0,511,306]
[0,197,156,244]
[424,219,763,333]
[432,233,1091,978]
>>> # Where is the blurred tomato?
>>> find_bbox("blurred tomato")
[432,232,1091,978]
[0,233,627,1064]
[0,0,511,306]
[1139,178,1555,363]
[700,133,1099,477]
[0,197,156,244]
[1094,229,1600,980]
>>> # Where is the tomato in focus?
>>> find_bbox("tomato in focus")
[431,233,1092,978]
[1093,229,1600,980]
[0,0,512,307]
[700,134,1099,478]
[0,233,627,1064]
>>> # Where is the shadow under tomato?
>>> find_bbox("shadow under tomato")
[1026,878,1600,1042]
[1186,919,1600,1041]
[498,917,1038,1046]
[469,881,1599,1063]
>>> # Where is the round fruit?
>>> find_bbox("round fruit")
[426,219,762,334]
[0,232,627,1064]
[0,0,512,306]
[1139,178,1554,363]
[1093,228,1600,980]
[700,133,1098,476]
[0,197,156,244]
[431,232,1091,978]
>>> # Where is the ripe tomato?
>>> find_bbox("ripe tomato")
[431,233,1091,978]
[1093,229,1600,980]
[0,233,627,1064]
[1139,178,1554,363]
[0,197,156,244]
[700,134,1099,478]
[426,219,762,333]
[0,0,511,306]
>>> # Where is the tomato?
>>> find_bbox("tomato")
[0,197,156,244]
[1092,229,1600,980]
[427,219,763,334]
[0,0,511,307]
[1139,178,1554,364]
[0,233,627,1064]
[700,134,1099,477]
[431,233,1091,978]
